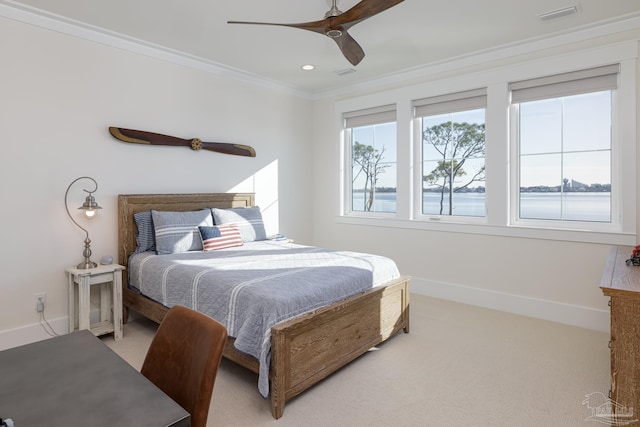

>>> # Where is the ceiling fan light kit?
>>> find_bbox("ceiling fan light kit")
[228,0,405,66]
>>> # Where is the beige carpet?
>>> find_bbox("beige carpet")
[103,295,610,426]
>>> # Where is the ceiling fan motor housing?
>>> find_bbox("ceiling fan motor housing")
[325,4,343,18]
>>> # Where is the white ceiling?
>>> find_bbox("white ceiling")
[4,0,640,94]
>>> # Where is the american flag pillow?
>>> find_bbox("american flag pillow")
[198,224,243,251]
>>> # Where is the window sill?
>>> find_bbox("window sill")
[336,215,635,245]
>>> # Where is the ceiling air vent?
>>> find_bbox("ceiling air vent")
[334,68,357,76]
[538,5,578,21]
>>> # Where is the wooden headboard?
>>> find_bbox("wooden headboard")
[117,193,255,270]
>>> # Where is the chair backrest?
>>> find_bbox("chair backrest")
[141,305,227,427]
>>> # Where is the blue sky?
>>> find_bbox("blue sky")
[352,90,611,190]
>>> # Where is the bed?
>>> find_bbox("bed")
[118,192,410,419]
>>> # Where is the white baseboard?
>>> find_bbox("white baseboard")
[1,279,609,351]
[410,277,610,333]
[0,305,107,351]
[0,315,69,351]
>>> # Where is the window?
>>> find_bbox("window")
[414,89,487,217]
[336,41,636,245]
[510,65,619,224]
[343,105,397,214]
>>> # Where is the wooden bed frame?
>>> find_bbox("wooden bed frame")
[118,193,410,419]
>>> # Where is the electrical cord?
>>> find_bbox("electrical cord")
[39,308,59,337]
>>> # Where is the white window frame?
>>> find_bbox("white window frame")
[335,41,637,245]
[509,65,621,232]
[341,104,398,218]
[413,88,488,223]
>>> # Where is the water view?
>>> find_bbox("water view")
[352,192,611,222]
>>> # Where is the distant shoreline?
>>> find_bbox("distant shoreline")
[355,186,611,194]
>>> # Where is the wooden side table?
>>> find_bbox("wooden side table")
[66,263,125,340]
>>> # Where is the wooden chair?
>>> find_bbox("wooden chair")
[141,305,227,427]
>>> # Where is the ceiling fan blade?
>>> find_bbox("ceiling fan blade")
[227,19,329,36]
[228,0,403,66]
[228,0,405,35]
[333,0,405,29]
[333,30,365,66]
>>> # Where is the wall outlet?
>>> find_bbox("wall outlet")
[35,292,46,312]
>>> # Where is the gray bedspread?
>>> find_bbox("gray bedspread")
[128,240,400,397]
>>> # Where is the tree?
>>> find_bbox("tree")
[423,121,485,215]
[352,141,389,211]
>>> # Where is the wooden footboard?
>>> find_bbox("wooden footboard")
[269,275,410,418]
[118,193,410,419]
[123,276,410,419]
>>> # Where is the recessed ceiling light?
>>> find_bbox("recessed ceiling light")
[538,5,579,21]
[301,64,315,71]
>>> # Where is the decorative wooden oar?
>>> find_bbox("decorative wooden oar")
[108,127,256,157]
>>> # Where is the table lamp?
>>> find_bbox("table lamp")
[65,176,102,269]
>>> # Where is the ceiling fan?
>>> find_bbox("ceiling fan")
[228,0,405,66]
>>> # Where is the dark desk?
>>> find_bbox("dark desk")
[0,330,190,427]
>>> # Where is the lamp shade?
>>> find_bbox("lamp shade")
[79,193,102,219]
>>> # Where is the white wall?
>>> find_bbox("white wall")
[0,15,312,348]
[2,8,638,351]
[310,30,640,334]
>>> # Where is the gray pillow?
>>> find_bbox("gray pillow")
[132,211,155,254]
[211,206,266,242]
[151,209,213,254]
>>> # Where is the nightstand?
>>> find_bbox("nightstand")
[66,263,125,340]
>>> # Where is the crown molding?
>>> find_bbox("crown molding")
[314,12,640,100]
[0,0,312,99]
[1,1,639,101]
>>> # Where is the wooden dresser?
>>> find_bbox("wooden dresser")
[600,245,640,416]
